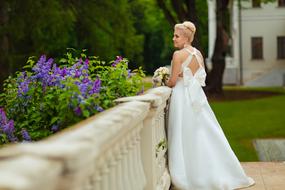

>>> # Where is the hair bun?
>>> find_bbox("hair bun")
[183,21,196,33]
[174,21,196,43]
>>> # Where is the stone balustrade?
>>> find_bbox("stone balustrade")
[0,86,172,190]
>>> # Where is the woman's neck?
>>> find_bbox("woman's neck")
[184,43,192,47]
[183,44,193,50]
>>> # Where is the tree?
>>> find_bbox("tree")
[0,0,144,90]
[62,0,144,68]
[0,1,9,91]
[205,0,230,94]
[155,0,208,55]
[0,0,76,91]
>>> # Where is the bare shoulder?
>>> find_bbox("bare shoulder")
[172,50,181,63]
[172,50,180,58]
[195,48,204,58]
[172,50,184,58]
[172,49,188,63]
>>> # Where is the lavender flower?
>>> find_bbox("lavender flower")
[21,129,31,142]
[82,77,90,83]
[8,135,18,142]
[75,69,81,78]
[112,56,123,67]
[31,55,54,89]
[0,109,18,143]
[77,80,92,97]
[32,55,53,79]
[95,105,104,112]
[74,106,82,116]
[136,86,144,95]
[127,69,131,78]
[51,125,59,132]
[2,120,15,135]
[0,108,8,125]
[89,78,101,95]
[61,67,67,77]
[17,72,31,97]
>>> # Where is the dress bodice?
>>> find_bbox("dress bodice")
[181,47,206,87]
[177,47,207,112]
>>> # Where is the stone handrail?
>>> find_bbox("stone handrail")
[0,86,172,190]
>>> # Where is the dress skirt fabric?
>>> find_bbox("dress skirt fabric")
[167,48,255,190]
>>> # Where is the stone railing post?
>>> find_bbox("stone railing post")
[115,86,172,190]
[0,101,150,190]
[0,86,172,190]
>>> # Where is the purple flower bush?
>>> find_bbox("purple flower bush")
[0,50,145,145]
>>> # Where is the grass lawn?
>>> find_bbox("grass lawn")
[210,87,285,161]
[144,81,285,161]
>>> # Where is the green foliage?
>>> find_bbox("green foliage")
[0,50,144,144]
[196,0,209,56]
[68,0,144,66]
[156,138,167,158]
[131,0,174,73]
[0,0,209,88]
[3,0,75,57]
[0,0,144,89]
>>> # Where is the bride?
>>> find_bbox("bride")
[166,21,255,190]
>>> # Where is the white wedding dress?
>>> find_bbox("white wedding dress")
[168,47,255,190]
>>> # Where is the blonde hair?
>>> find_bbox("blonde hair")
[174,21,196,43]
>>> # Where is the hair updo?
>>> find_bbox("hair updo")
[174,21,196,43]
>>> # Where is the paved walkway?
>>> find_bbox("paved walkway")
[170,162,285,190]
[241,162,285,190]
[244,68,285,87]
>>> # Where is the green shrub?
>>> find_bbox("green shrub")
[0,50,145,144]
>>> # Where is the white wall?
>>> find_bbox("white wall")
[241,0,285,84]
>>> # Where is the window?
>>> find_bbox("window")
[251,37,263,60]
[277,36,285,59]
[252,0,261,7]
[278,0,285,7]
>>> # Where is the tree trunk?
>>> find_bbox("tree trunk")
[0,1,9,91]
[156,0,203,54]
[156,0,177,26]
[205,0,229,94]
[184,0,202,51]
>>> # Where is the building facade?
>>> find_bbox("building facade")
[207,0,285,86]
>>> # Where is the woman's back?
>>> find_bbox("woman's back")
[175,47,205,78]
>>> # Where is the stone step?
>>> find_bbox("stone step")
[253,139,285,161]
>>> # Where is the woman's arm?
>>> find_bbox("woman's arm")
[167,51,181,87]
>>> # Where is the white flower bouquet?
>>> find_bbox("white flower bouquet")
[152,66,170,87]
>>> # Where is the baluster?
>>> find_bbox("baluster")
[132,130,141,189]
[107,150,117,190]
[135,126,146,189]
[100,157,110,190]
[126,133,136,190]
[115,143,124,190]
[130,129,141,189]
[83,175,93,190]
[121,138,132,190]
[93,160,103,190]
[83,159,97,190]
